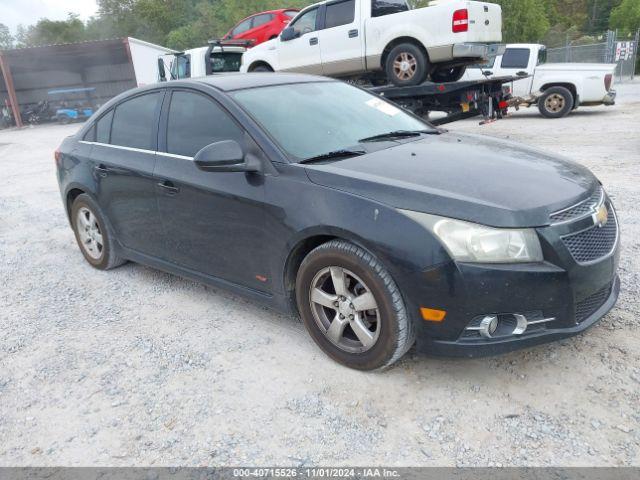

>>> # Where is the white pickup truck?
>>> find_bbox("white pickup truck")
[462,43,617,118]
[240,0,503,86]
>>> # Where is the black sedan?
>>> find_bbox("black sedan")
[55,73,620,370]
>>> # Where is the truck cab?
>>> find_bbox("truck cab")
[158,44,246,81]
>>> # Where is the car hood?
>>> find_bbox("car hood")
[303,132,598,228]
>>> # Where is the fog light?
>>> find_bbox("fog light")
[464,313,556,340]
[479,315,498,338]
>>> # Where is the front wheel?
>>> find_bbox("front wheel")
[385,43,429,87]
[430,66,466,83]
[296,240,415,370]
[538,86,574,118]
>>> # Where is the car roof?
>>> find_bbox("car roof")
[192,72,335,92]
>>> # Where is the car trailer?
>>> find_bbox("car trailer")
[369,76,521,125]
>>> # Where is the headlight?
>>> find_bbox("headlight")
[401,210,543,263]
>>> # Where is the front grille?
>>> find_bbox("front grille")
[550,187,603,224]
[575,283,612,324]
[561,206,618,263]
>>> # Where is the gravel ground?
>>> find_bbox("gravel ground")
[1,81,639,467]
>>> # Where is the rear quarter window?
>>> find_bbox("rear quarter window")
[96,110,113,144]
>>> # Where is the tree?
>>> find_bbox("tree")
[492,0,551,43]
[0,23,13,50]
[14,14,87,47]
[610,0,640,36]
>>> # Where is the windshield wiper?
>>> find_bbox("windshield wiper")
[358,129,440,143]
[299,149,366,164]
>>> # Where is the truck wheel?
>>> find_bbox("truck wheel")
[538,86,574,118]
[296,239,415,371]
[430,66,466,83]
[385,43,429,87]
[251,65,273,72]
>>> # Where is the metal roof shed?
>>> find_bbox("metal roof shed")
[0,37,173,128]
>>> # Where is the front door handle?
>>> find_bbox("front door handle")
[348,29,358,38]
[157,180,180,196]
[309,37,318,46]
[94,164,108,177]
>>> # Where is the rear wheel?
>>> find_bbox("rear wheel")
[385,43,429,87]
[251,64,273,72]
[430,65,466,83]
[538,86,574,118]
[70,194,125,270]
[296,240,415,370]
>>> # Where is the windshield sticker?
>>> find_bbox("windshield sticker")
[365,98,401,117]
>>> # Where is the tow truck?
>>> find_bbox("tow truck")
[368,75,517,125]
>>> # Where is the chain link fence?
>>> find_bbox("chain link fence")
[545,30,639,82]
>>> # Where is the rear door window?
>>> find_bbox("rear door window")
[325,0,355,28]
[96,110,113,144]
[166,91,244,158]
[111,93,162,150]
[252,14,273,28]
[501,48,531,69]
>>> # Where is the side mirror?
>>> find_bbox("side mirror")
[194,140,260,173]
[280,27,297,42]
[157,58,166,82]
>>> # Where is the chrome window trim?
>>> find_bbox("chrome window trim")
[79,141,194,160]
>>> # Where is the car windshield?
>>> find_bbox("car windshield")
[232,81,435,161]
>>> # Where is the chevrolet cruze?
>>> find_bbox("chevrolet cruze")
[56,74,620,370]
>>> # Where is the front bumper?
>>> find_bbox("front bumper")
[420,275,619,357]
[396,198,620,358]
[452,43,506,60]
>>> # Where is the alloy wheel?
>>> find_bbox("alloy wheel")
[393,52,417,81]
[544,93,566,113]
[309,266,381,353]
[76,207,104,260]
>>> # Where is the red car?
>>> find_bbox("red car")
[223,9,299,47]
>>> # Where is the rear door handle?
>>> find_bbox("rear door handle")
[348,29,358,38]
[157,180,180,196]
[94,164,108,177]
[309,37,318,46]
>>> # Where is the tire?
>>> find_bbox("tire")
[385,43,429,87]
[538,86,574,118]
[296,240,415,371]
[430,65,466,83]
[70,194,125,270]
[251,65,273,72]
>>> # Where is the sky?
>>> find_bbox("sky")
[0,0,98,34]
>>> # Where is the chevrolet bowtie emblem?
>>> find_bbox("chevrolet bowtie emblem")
[593,204,609,228]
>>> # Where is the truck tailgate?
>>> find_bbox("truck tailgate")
[466,1,502,43]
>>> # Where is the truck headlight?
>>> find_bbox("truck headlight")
[401,210,543,263]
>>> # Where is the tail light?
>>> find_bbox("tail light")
[604,74,612,92]
[54,148,62,166]
[452,9,469,33]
